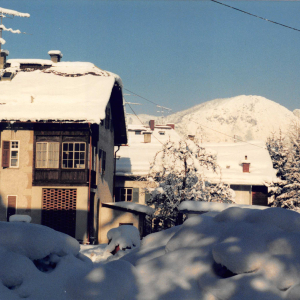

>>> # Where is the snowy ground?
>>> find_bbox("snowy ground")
[2,207,300,299]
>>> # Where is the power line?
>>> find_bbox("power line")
[211,0,300,33]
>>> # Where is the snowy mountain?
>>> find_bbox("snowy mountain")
[129,95,299,143]
[294,109,300,119]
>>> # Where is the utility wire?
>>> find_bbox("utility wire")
[211,0,300,33]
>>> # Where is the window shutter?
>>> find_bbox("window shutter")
[7,195,16,221]
[132,188,139,203]
[115,187,121,202]
[2,141,10,168]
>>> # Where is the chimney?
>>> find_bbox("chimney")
[242,155,250,173]
[149,120,155,131]
[143,131,152,143]
[0,50,8,69]
[167,123,175,130]
[188,135,195,141]
[48,50,63,63]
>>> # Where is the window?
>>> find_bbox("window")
[2,141,19,168]
[135,131,142,135]
[36,142,59,168]
[62,142,86,169]
[120,188,133,202]
[159,131,165,135]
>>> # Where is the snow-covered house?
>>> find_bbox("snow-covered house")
[117,126,276,208]
[200,141,277,205]
[115,121,181,204]
[0,51,127,244]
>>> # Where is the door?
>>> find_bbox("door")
[42,188,77,237]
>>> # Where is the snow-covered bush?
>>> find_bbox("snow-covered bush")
[105,225,141,255]
[146,139,234,230]
[267,126,300,211]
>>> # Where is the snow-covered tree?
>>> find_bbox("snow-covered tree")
[267,125,300,211]
[146,139,234,230]
[0,7,30,52]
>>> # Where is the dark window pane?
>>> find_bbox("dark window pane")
[80,143,85,151]
[75,143,79,151]
[63,143,68,151]
[69,143,73,151]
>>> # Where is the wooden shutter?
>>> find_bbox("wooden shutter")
[115,187,121,202]
[2,141,10,168]
[7,195,16,221]
[132,188,139,203]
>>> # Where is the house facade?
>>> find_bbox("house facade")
[116,124,277,207]
[0,51,127,244]
[115,121,180,204]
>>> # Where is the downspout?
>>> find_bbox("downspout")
[87,123,92,243]
[113,146,120,202]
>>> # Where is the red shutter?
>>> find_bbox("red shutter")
[2,141,10,168]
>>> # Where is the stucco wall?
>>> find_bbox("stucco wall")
[0,129,34,221]
[230,185,252,205]
[31,186,89,241]
[99,205,140,244]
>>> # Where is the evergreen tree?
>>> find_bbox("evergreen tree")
[146,139,234,230]
[267,126,300,211]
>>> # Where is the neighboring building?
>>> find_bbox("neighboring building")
[116,125,276,207]
[200,141,277,206]
[115,121,181,204]
[0,50,127,244]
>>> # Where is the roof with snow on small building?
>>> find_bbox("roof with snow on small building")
[102,201,154,216]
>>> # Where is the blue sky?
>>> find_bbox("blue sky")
[1,0,300,115]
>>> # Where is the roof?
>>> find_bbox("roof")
[199,140,277,185]
[102,202,154,216]
[117,130,276,185]
[0,59,127,144]
[179,200,268,214]
[116,124,181,176]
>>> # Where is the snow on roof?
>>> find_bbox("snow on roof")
[48,50,63,58]
[1,49,9,56]
[200,140,277,185]
[116,130,276,184]
[0,7,30,17]
[0,60,122,124]
[179,200,268,213]
[103,201,154,216]
[116,124,181,176]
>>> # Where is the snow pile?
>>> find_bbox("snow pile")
[9,214,32,223]
[0,221,92,299]
[0,221,140,300]
[105,225,141,254]
[119,207,300,299]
